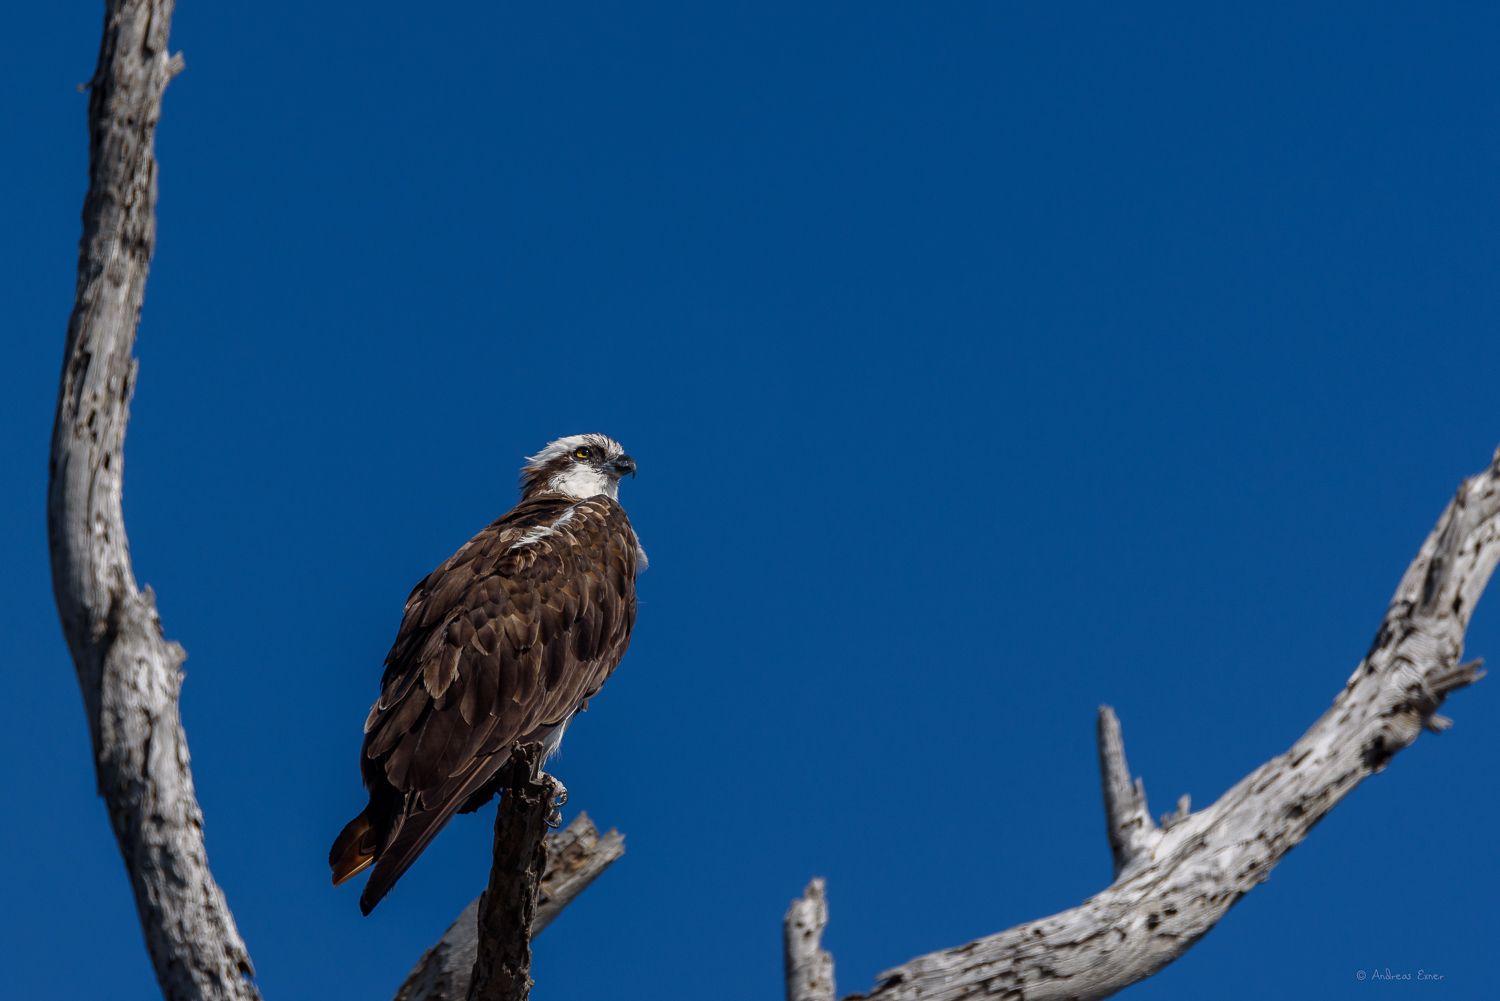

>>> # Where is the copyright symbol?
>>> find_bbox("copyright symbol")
[1357,970,1366,980]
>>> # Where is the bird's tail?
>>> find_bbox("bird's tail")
[329,809,380,887]
[354,751,512,915]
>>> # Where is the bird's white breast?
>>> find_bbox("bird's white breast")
[547,466,619,500]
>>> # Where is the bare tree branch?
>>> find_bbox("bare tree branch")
[392,812,625,1001]
[47,3,258,1000]
[465,745,564,1001]
[785,879,836,1001]
[531,809,626,936]
[815,446,1500,1001]
[1095,708,1156,881]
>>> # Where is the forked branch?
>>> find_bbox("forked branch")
[791,446,1500,1001]
[393,811,625,1001]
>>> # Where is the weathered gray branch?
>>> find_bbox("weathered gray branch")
[530,808,626,936]
[392,811,625,1001]
[815,446,1500,1001]
[785,879,836,1001]
[1096,709,1155,881]
[47,3,258,1000]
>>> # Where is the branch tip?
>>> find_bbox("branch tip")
[1098,706,1159,878]
[1095,706,1132,799]
[1160,794,1191,831]
[785,878,835,1001]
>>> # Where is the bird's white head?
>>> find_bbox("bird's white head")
[519,434,637,501]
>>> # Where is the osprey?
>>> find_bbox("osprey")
[330,433,643,914]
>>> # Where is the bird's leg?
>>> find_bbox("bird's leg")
[542,773,567,828]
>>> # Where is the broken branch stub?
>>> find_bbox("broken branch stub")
[785,879,836,1001]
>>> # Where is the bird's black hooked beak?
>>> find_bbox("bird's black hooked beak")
[605,454,637,479]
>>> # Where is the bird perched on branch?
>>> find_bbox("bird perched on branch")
[330,434,644,914]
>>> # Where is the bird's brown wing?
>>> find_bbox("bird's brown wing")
[330,493,639,913]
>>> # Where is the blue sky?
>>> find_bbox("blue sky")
[4,2,1499,999]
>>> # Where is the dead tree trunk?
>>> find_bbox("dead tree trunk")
[784,446,1500,1001]
[45,3,259,1000]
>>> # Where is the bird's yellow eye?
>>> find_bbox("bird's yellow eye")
[574,447,591,460]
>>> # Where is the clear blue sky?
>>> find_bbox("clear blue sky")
[4,3,1499,999]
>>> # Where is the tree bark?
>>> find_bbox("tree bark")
[47,3,259,1000]
[802,446,1500,1001]
[392,812,625,1001]
[785,879,836,1001]
[465,745,564,1001]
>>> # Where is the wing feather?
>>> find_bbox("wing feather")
[367,687,429,756]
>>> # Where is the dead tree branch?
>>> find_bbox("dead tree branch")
[801,446,1500,1001]
[46,3,259,1000]
[1096,708,1157,881]
[463,745,565,1001]
[785,879,836,1001]
[529,809,625,936]
[392,812,625,1001]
